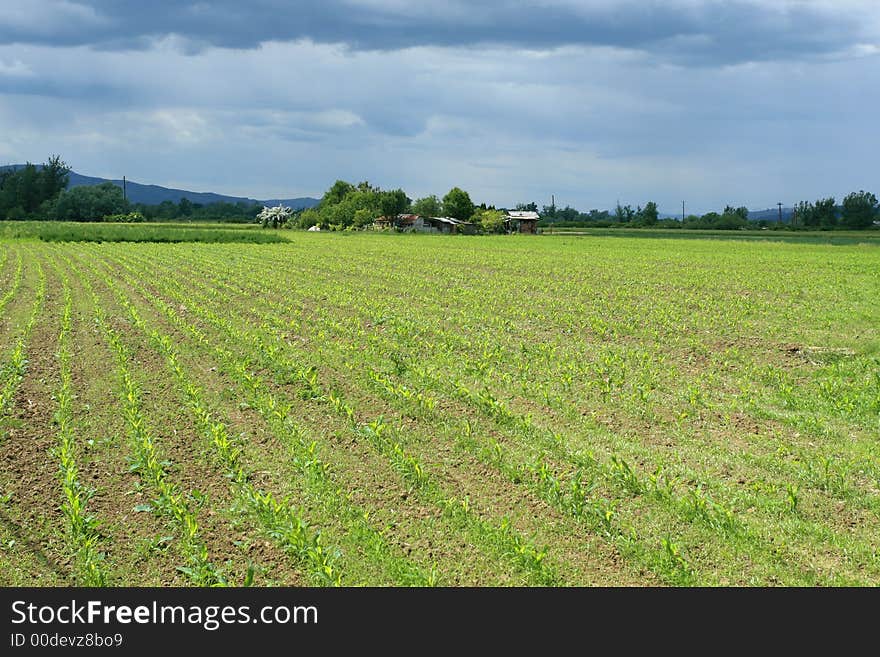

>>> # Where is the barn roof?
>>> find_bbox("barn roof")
[506,211,540,220]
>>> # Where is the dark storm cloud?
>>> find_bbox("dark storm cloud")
[0,1,873,65]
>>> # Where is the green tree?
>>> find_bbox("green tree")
[615,203,635,223]
[716,211,748,230]
[178,197,194,217]
[0,156,71,219]
[0,163,41,216]
[840,191,877,229]
[321,180,356,207]
[379,188,410,219]
[296,208,322,229]
[17,163,41,214]
[442,187,474,222]
[39,155,70,202]
[794,201,816,227]
[52,182,129,221]
[727,205,749,221]
[554,206,580,222]
[638,201,659,225]
[6,206,26,221]
[472,209,505,233]
[541,204,557,221]
[412,195,441,217]
[814,197,837,228]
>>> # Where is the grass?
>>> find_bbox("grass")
[0,221,286,243]
[0,231,877,586]
[541,226,880,245]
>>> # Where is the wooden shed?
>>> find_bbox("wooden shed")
[504,211,540,234]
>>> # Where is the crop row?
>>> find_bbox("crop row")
[47,262,107,585]
[85,246,559,585]
[0,252,45,432]
[108,242,880,584]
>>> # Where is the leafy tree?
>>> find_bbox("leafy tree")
[716,210,748,230]
[312,179,383,229]
[840,190,877,229]
[683,209,746,230]
[178,197,194,217]
[794,201,816,227]
[353,208,376,228]
[156,200,178,220]
[321,180,356,207]
[52,182,129,221]
[412,195,441,217]
[516,202,538,212]
[614,203,635,223]
[472,209,505,234]
[39,155,70,201]
[552,205,580,222]
[442,187,474,222]
[0,156,71,219]
[17,163,41,214]
[6,206,26,221]
[723,205,749,221]
[541,204,557,221]
[379,188,410,219]
[638,201,659,225]
[0,163,39,216]
[296,208,322,229]
[814,197,837,228]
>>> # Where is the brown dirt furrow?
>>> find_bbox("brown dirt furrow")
[66,262,193,586]
[92,248,510,584]
[0,257,71,584]
[82,262,305,586]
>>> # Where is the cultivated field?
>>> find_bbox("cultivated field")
[0,232,878,586]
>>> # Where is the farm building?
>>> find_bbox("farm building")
[504,211,540,234]
[374,213,476,235]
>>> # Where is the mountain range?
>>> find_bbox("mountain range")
[1,165,320,210]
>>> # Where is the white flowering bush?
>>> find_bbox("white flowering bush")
[257,204,292,228]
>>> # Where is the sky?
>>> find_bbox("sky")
[0,1,878,214]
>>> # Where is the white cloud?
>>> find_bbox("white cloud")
[0,58,32,77]
[0,23,877,212]
[0,0,107,36]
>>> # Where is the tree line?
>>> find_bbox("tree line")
[533,193,878,230]
[791,192,877,229]
[292,181,507,232]
[0,157,261,223]
[2,157,877,231]
[297,181,878,232]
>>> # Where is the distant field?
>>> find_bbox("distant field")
[0,221,282,243]
[542,225,880,246]
[0,232,878,586]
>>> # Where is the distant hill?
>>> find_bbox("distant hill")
[748,207,795,222]
[660,208,794,222]
[1,165,320,210]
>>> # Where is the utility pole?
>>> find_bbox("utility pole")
[682,200,685,223]
[123,176,127,203]
[777,202,783,224]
